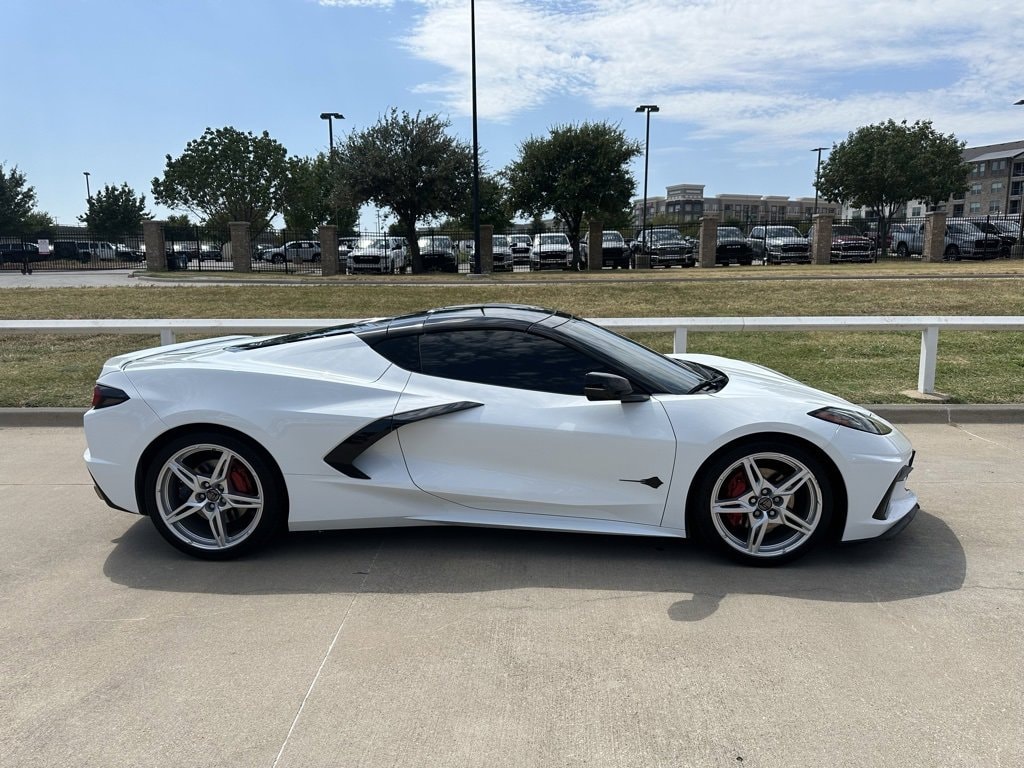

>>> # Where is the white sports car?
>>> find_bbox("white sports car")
[84,305,918,565]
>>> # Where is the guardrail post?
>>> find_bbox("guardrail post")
[160,327,176,346]
[674,327,688,353]
[918,326,938,394]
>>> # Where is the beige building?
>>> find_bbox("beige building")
[634,187,837,227]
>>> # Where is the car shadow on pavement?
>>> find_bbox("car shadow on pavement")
[104,508,964,622]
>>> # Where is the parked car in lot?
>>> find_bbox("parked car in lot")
[83,303,919,564]
[52,240,119,262]
[113,244,146,263]
[891,220,1002,260]
[747,226,811,264]
[0,241,45,267]
[263,240,321,264]
[417,235,458,272]
[491,234,514,271]
[805,224,874,263]
[581,231,630,268]
[973,220,1018,256]
[508,234,533,266]
[712,226,754,266]
[347,236,407,274]
[632,227,696,268]
[530,233,573,270]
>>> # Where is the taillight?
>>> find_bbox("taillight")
[92,384,130,409]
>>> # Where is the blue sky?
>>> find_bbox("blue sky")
[4,0,1023,230]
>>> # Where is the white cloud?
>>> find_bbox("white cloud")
[383,0,1024,145]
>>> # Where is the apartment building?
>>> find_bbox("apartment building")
[633,187,837,226]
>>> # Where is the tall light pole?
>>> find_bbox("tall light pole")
[320,112,345,228]
[470,0,481,273]
[1014,101,1023,244]
[83,171,91,200]
[811,146,828,215]
[635,105,659,256]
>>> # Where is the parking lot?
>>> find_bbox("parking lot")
[1,422,1021,767]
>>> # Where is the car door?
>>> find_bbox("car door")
[393,327,676,526]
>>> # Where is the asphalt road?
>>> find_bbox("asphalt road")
[0,423,1021,767]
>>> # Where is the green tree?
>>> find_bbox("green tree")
[816,119,969,254]
[338,109,474,272]
[441,175,514,232]
[79,182,151,238]
[282,154,358,235]
[0,163,38,234]
[152,127,289,235]
[504,122,642,266]
[21,210,56,235]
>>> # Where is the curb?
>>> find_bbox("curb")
[2,404,1023,428]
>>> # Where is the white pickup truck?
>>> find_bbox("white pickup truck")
[891,220,1002,260]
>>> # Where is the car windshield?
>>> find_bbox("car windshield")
[356,237,387,249]
[832,226,860,236]
[493,235,509,247]
[718,227,744,238]
[538,234,567,245]
[765,227,802,238]
[948,223,980,235]
[649,230,680,242]
[602,233,623,243]
[993,221,1018,234]
[418,237,452,248]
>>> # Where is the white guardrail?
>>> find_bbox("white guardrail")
[1,316,1022,395]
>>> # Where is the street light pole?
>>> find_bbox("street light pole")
[470,0,481,273]
[635,105,659,259]
[810,147,827,215]
[320,112,345,228]
[83,171,91,200]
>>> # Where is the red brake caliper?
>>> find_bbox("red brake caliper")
[723,469,749,530]
[229,462,254,495]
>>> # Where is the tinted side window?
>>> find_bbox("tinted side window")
[370,335,421,372]
[419,329,608,396]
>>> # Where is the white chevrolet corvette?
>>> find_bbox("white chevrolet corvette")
[84,305,918,565]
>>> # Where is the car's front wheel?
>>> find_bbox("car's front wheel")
[694,441,833,566]
[142,432,285,559]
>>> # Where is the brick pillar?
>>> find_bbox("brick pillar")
[698,215,719,268]
[587,221,602,271]
[319,225,339,276]
[479,225,494,273]
[229,222,252,272]
[811,213,834,265]
[922,211,947,263]
[143,220,167,271]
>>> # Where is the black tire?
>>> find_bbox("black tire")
[142,431,286,560]
[944,244,960,260]
[692,440,834,566]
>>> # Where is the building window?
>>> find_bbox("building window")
[989,201,1001,213]
[971,162,986,175]
[991,159,1007,172]
[911,207,922,217]
[970,182,982,195]
[952,204,964,216]
[1012,181,1023,197]
[992,182,1004,193]
[1013,162,1024,178]
[969,202,981,213]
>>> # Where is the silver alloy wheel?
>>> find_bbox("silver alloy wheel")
[708,451,823,559]
[154,443,265,551]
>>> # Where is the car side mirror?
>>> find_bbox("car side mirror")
[585,372,649,402]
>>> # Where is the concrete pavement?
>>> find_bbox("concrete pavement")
[0,423,1021,767]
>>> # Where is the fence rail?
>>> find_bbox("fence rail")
[2,316,1022,396]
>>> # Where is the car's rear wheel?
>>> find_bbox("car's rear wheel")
[694,441,833,566]
[944,244,960,260]
[143,432,285,560]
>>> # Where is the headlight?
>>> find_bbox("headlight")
[809,406,892,435]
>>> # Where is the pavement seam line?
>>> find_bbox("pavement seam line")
[271,537,384,768]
